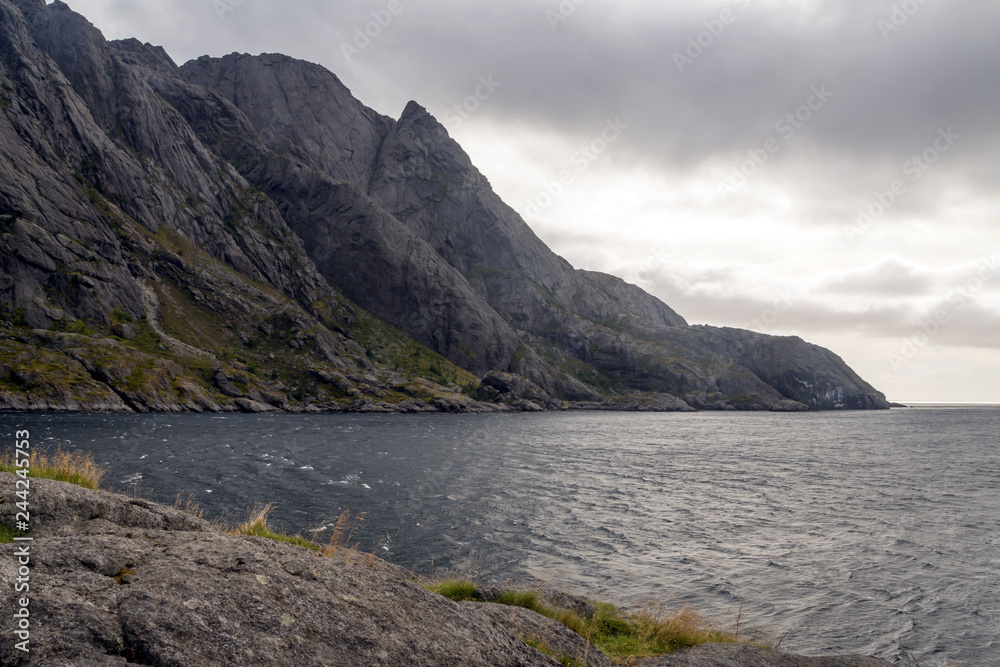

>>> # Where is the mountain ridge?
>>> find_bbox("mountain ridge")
[0,0,890,413]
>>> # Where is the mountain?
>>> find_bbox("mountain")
[0,0,890,413]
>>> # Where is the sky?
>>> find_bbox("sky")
[65,0,1000,403]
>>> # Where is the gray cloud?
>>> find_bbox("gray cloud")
[75,0,1000,193]
[349,1,1000,170]
[818,256,941,297]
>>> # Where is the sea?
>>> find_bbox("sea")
[3,406,997,664]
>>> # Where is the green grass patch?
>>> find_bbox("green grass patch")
[427,579,478,602]
[428,582,757,662]
[120,318,169,357]
[155,279,227,352]
[124,359,158,392]
[495,589,543,610]
[0,523,23,543]
[578,601,742,660]
[62,318,95,336]
[348,307,478,387]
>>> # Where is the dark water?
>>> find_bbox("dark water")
[3,407,998,664]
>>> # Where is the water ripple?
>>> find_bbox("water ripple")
[3,407,997,664]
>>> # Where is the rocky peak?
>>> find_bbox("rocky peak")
[181,52,393,191]
[110,38,178,74]
[21,0,118,131]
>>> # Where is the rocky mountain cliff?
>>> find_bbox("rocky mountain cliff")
[0,0,890,413]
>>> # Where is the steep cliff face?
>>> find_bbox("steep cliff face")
[0,0,492,414]
[0,0,891,412]
[180,52,887,410]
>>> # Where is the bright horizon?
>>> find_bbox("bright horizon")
[67,0,1000,403]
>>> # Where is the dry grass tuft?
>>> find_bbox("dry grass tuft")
[173,493,205,519]
[228,502,318,551]
[316,508,368,553]
[226,503,376,563]
[0,445,106,489]
[618,601,746,656]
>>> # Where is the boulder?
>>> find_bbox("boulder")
[480,371,561,410]
[770,399,812,412]
[600,393,697,412]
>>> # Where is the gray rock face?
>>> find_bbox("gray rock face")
[0,0,505,413]
[0,474,212,536]
[478,370,561,410]
[600,393,697,412]
[178,52,888,411]
[182,53,393,192]
[2,0,312,319]
[368,101,688,332]
[0,0,891,412]
[240,155,523,374]
[771,399,812,412]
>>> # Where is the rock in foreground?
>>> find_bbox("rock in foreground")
[0,473,583,666]
[0,474,893,666]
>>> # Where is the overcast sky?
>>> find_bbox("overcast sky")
[68,0,1000,403]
